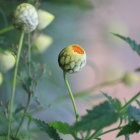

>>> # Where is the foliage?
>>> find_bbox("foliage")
[73,101,119,131]
[127,106,140,122]
[32,118,62,140]
[117,121,140,137]
[112,33,140,55]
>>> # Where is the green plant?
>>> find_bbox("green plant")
[0,1,140,140]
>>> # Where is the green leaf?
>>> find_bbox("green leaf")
[73,101,119,131]
[49,121,74,135]
[32,118,62,140]
[117,121,140,137]
[112,33,140,55]
[127,106,140,122]
[102,92,121,111]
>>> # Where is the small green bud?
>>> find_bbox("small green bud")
[122,72,140,86]
[13,3,38,33]
[33,34,53,54]
[58,44,86,73]
[37,9,55,30]
[0,51,15,72]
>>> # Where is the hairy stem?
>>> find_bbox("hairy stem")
[63,72,79,122]
[15,93,31,138]
[7,29,25,140]
[0,25,14,34]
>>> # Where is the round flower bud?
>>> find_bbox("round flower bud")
[122,72,140,86]
[58,44,86,74]
[0,51,15,72]
[13,3,38,33]
[37,9,55,30]
[0,72,3,86]
[33,34,53,54]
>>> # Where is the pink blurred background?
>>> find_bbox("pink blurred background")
[69,0,140,140]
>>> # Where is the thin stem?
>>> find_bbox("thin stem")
[15,93,31,138]
[0,25,14,34]
[7,30,25,140]
[120,92,140,113]
[28,33,31,77]
[63,71,79,122]
[75,78,122,98]
[88,126,124,140]
[55,78,122,103]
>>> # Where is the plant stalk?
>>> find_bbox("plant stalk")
[55,78,122,103]
[28,33,31,77]
[7,29,25,140]
[15,93,31,138]
[63,71,79,122]
[75,78,122,98]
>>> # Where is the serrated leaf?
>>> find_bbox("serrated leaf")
[117,121,140,137]
[49,121,74,135]
[127,106,140,122]
[112,33,140,55]
[73,101,119,131]
[32,118,62,140]
[102,92,121,111]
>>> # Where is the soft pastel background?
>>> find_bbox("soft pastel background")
[0,0,140,139]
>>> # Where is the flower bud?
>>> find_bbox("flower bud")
[37,9,55,30]
[0,51,15,72]
[33,34,53,54]
[58,44,86,73]
[0,72,3,86]
[13,3,38,33]
[122,72,140,86]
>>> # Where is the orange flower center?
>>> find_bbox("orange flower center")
[72,45,84,54]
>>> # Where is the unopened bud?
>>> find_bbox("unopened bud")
[122,72,140,86]
[58,44,86,74]
[13,3,38,33]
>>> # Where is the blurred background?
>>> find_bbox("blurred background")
[0,0,140,139]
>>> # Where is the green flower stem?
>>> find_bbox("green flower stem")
[120,91,140,113]
[15,33,32,138]
[7,29,25,140]
[0,25,14,34]
[88,126,124,140]
[15,93,31,138]
[55,78,122,103]
[28,33,31,77]
[63,71,79,122]
[75,78,122,98]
